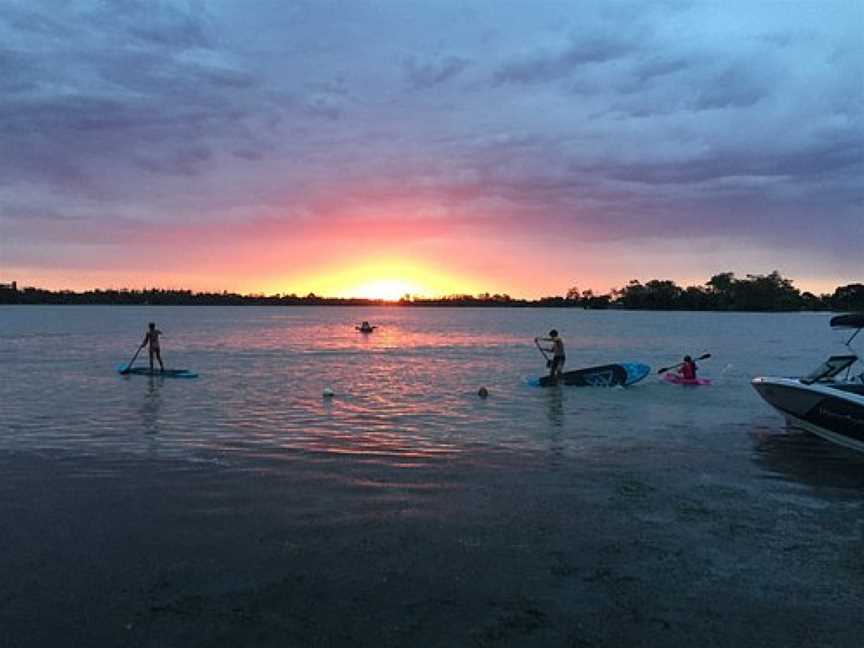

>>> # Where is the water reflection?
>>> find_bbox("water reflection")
[751,426,864,492]
[207,316,521,354]
[544,387,565,428]
[3,306,855,485]
[139,376,164,436]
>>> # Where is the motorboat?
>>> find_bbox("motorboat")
[751,313,864,452]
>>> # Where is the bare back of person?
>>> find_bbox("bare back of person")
[141,323,164,371]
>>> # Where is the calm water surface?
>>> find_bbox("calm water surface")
[5,306,864,648]
[2,306,862,488]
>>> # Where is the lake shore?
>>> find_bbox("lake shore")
[2,441,862,648]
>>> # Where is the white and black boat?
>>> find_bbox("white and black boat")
[752,313,864,452]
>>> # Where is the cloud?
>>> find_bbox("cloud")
[1,0,862,291]
[403,55,471,89]
[0,0,278,196]
[494,33,636,85]
[303,94,342,120]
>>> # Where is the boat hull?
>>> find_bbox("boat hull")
[752,377,864,452]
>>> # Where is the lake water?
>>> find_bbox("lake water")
[2,306,862,647]
[2,305,856,462]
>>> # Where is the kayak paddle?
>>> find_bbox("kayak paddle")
[120,344,145,375]
[657,353,711,374]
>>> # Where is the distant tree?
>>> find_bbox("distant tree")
[800,291,827,311]
[734,271,801,311]
[613,279,683,309]
[566,286,581,302]
[582,290,611,309]
[706,272,737,309]
[614,280,648,309]
[679,285,709,310]
[643,279,683,309]
[831,284,864,311]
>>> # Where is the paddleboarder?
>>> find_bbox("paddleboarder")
[140,322,164,372]
[535,330,566,380]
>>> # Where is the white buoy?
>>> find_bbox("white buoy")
[322,387,335,398]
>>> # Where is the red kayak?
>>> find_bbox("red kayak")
[664,373,711,386]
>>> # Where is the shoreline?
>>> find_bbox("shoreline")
[2,442,862,647]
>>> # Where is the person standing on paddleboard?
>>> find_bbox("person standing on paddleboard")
[140,322,165,372]
[536,330,566,380]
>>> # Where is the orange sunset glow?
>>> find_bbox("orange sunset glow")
[1,1,859,299]
[265,259,486,300]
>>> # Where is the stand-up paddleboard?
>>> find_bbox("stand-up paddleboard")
[663,373,711,386]
[534,362,650,387]
[117,365,198,378]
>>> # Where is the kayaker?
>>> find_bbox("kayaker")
[535,330,566,380]
[357,321,375,333]
[678,355,697,380]
[140,322,164,372]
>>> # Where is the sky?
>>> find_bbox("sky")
[0,0,862,299]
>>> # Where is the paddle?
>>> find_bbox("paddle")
[120,343,145,375]
[657,353,711,374]
[534,337,552,368]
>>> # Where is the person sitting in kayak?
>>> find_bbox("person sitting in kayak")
[678,355,697,380]
[140,322,164,372]
[357,321,375,333]
[536,330,566,379]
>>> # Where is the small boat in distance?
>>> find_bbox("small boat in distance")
[356,321,377,333]
[752,313,864,452]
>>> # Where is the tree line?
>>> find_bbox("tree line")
[1,271,861,311]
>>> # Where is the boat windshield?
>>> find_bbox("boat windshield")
[801,354,858,384]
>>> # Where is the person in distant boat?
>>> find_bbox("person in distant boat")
[535,329,566,380]
[357,321,375,333]
[678,355,697,380]
[140,322,164,372]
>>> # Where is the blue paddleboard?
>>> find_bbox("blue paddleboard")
[117,364,198,378]
[533,362,650,387]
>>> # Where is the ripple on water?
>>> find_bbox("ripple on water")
[1,306,861,498]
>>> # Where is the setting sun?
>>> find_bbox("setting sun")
[269,257,487,300]
[349,279,421,301]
